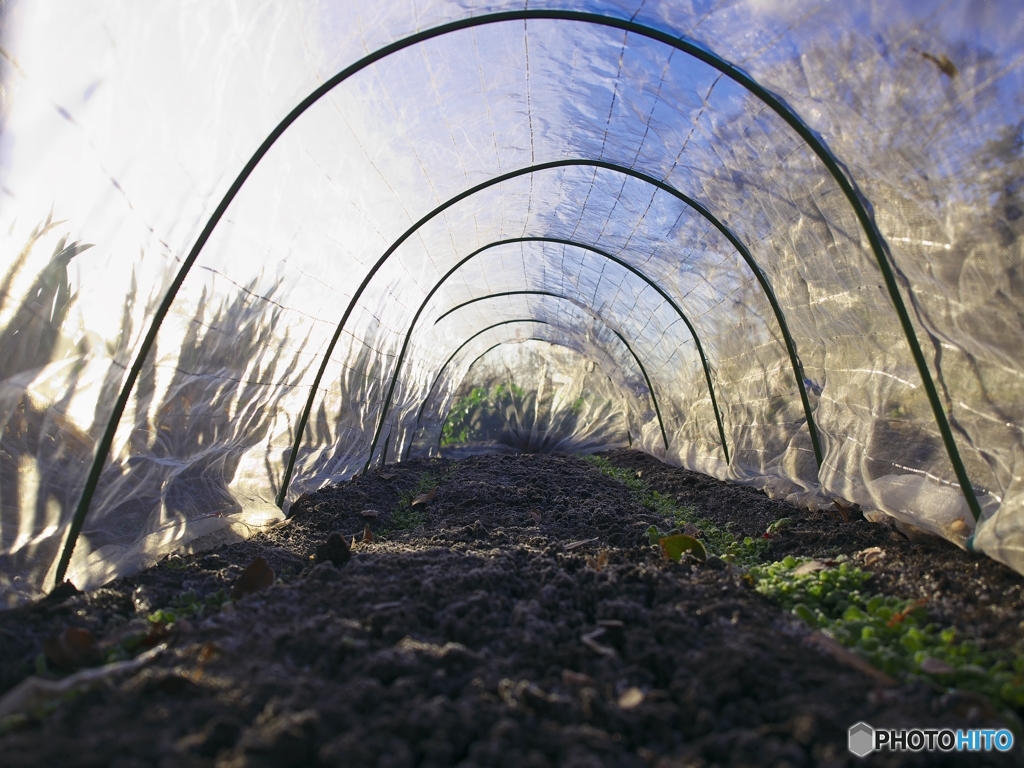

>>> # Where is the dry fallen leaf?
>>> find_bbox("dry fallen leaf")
[191,642,220,681]
[831,497,858,523]
[43,626,99,670]
[363,524,374,543]
[856,546,885,567]
[411,487,437,507]
[230,557,275,600]
[887,597,928,628]
[948,518,971,538]
[618,687,645,709]
[586,549,609,571]
[528,509,542,524]
[792,560,829,576]
[314,531,351,568]
[360,509,380,520]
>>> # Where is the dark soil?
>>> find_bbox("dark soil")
[0,449,1022,767]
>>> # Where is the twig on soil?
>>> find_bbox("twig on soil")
[565,537,599,551]
[581,627,616,657]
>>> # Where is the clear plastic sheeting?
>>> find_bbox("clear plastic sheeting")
[0,1,1022,604]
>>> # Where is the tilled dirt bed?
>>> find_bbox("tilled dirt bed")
[1,450,1022,767]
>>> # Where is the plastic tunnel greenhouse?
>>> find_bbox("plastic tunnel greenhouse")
[2,0,1024,609]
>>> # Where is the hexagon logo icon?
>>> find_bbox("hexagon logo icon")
[848,722,875,757]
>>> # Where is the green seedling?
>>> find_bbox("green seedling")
[380,471,442,536]
[441,383,526,446]
[586,455,766,566]
[721,536,770,566]
[147,588,228,626]
[750,557,1024,717]
[646,525,662,545]
[441,386,487,445]
[388,505,426,533]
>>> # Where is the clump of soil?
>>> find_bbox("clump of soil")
[0,450,1021,767]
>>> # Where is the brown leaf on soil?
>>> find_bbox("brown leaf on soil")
[191,642,220,682]
[230,557,275,600]
[43,626,99,670]
[314,532,351,568]
[855,547,885,567]
[360,509,379,520]
[831,497,859,523]
[362,524,373,543]
[586,549,609,571]
[197,642,219,665]
[887,597,928,628]
[411,488,436,507]
[528,509,542,524]
[792,560,829,576]
[806,631,896,687]
[947,518,971,538]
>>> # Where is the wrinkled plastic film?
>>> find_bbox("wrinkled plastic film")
[2,1,1023,606]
